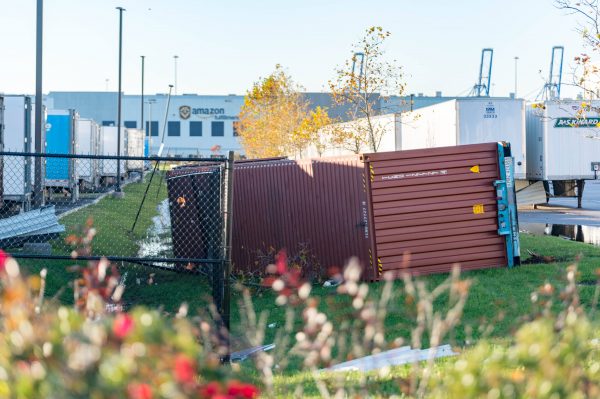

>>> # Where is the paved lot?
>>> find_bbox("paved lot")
[518,180,600,227]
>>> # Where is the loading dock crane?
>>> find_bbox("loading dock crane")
[540,46,564,101]
[471,48,494,97]
[351,52,365,92]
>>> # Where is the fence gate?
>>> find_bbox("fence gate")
[363,142,520,277]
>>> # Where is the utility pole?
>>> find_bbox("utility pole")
[147,99,156,153]
[173,55,179,95]
[33,0,44,208]
[141,55,145,154]
[115,6,125,196]
[514,56,519,98]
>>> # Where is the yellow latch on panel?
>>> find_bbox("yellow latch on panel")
[470,165,480,173]
[473,204,485,214]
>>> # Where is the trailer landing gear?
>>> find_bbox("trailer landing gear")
[577,179,585,209]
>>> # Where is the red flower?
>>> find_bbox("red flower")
[227,381,260,398]
[0,249,8,272]
[238,384,259,398]
[276,250,287,274]
[127,383,153,399]
[113,313,134,339]
[174,354,196,384]
[199,381,222,398]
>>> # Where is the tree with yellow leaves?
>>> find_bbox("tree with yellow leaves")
[294,106,335,157]
[329,26,406,153]
[238,65,325,159]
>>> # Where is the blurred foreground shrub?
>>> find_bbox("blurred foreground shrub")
[0,242,258,399]
[427,266,600,398]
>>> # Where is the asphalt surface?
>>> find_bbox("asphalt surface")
[519,180,600,227]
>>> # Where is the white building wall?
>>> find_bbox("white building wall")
[47,92,245,157]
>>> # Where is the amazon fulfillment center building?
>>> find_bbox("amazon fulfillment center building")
[45,91,453,157]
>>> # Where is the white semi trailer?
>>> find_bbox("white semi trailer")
[2,95,33,208]
[125,128,144,173]
[75,119,100,189]
[526,100,600,207]
[398,98,527,179]
[311,98,527,178]
[99,126,127,181]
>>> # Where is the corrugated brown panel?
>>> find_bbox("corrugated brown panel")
[363,142,507,278]
[232,156,371,279]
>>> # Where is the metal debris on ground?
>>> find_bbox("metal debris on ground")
[0,205,65,246]
[322,344,457,372]
[229,343,276,362]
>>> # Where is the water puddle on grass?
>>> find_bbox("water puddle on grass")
[520,223,600,246]
[137,199,174,267]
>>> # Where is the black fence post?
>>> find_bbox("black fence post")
[33,0,44,208]
[222,151,235,331]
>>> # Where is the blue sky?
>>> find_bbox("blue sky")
[0,0,589,99]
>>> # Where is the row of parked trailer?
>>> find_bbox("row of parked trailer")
[0,94,145,208]
[314,97,600,207]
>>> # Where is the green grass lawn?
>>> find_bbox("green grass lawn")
[231,234,600,397]
[17,172,213,313]
[231,233,600,346]
[229,232,600,396]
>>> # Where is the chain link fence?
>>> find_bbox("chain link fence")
[0,151,234,317]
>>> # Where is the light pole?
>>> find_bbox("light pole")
[33,0,44,207]
[105,78,109,91]
[173,55,179,95]
[115,6,125,196]
[514,56,519,98]
[146,99,156,154]
[140,55,145,154]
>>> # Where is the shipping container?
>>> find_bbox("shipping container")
[99,126,127,178]
[398,98,527,179]
[45,110,79,199]
[125,128,144,172]
[526,100,600,180]
[2,95,33,205]
[75,119,100,188]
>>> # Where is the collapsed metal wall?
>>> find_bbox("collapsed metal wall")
[363,142,517,277]
[232,156,371,279]
[231,143,520,280]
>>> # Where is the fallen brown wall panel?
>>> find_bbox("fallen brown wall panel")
[363,142,519,278]
[232,156,371,279]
